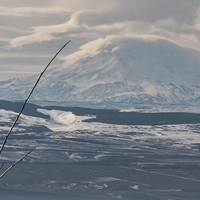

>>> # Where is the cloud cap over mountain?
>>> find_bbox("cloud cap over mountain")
[1,0,200,81]
[59,36,200,88]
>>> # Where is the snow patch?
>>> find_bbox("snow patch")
[131,185,139,190]
[37,109,96,131]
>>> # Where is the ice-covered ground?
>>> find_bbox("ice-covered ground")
[0,107,200,199]
[0,108,200,148]
[0,108,200,162]
[0,108,199,146]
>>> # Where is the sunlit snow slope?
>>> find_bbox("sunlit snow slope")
[1,36,200,106]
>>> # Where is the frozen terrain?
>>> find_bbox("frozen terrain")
[0,101,200,199]
[1,36,200,199]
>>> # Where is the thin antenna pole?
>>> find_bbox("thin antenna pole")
[0,40,71,155]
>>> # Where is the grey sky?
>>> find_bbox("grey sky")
[1,0,200,80]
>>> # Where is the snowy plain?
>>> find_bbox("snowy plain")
[0,103,200,199]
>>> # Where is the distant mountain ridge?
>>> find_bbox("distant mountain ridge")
[1,36,200,107]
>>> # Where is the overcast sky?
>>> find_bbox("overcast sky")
[1,0,200,80]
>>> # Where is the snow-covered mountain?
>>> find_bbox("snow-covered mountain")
[1,35,200,107]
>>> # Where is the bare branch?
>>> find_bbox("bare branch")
[0,163,4,171]
[0,41,71,178]
[0,147,36,179]
[0,40,71,155]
